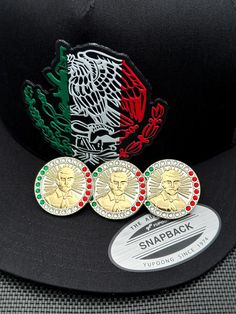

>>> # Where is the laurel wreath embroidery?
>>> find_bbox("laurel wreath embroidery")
[23,84,72,155]
[119,102,166,158]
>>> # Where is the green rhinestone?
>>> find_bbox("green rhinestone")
[92,202,97,207]
[36,189,40,193]
[93,172,98,177]
[97,167,102,172]
[145,201,151,206]
[35,182,40,187]
[145,171,150,176]
[149,167,154,172]
[90,196,94,201]
[37,176,42,181]
[40,200,45,205]
[44,166,49,171]
[37,194,42,199]
[40,170,45,175]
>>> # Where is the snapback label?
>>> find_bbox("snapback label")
[109,204,221,272]
[23,40,167,166]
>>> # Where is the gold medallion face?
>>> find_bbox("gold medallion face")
[34,157,92,216]
[90,160,146,220]
[144,159,200,219]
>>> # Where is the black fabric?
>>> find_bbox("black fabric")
[0,0,236,295]
[0,0,236,165]
[0,119,236,293]
[0,247,236,313]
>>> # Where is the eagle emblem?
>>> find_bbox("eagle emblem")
[23,40,167,166]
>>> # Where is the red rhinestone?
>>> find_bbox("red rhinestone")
[186,206,191,211]
[131,206,136,212]
[140,190,146,195]
[79,202,83,207]
[86,191,91,196]
[139,196,144,201]
[136,202,141,207]
[193,195,198,200]
[83,196,88,202]
[87,178,92,183]
[82,166,87,172]
[190,201,195,206]
[86,172,90,177]
[189,171,194,176]
[140,183,145,188]
[192,177,197,182]
[194,183,199,187]
[194,189,199,194]
[87,184,92,189]
[139,177,144,182]
[136,171,141,177]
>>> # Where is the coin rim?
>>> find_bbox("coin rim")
[144,159,201,219]
[34,157,92,216]
[90,159,146,220]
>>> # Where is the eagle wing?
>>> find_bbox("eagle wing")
[120,60,147,126]
[68,50,122,126]
[68,49,147,127]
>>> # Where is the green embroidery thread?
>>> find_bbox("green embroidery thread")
[23,42,72,155]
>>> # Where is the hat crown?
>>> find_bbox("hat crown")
[0,0,235,166]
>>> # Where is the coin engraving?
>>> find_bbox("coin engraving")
[34,157,92,216]
[91,160,146,219]
[145,160,200,219]
[45,166,80,208]
[150,169,187,211]
[97,171,132,211]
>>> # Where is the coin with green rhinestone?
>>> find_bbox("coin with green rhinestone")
[90,160,146,220]
[144,159,201,219]
[34,157,93,216]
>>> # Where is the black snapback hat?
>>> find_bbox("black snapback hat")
[0,0,236,293]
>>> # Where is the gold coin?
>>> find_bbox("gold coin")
[34,157,92,216]
[144,159,201,219]
[90,160,146,220]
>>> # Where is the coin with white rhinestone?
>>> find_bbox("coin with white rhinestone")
[34,157,92,216]
[144,159,201,219]
[90,160,146,220]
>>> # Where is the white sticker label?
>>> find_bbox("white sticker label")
[109,204,221,272]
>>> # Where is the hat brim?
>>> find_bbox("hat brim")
[0,119,236,294]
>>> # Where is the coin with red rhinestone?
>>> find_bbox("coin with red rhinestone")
[144,159,201,219]
[90,160,146,220]
[34,157,92,216]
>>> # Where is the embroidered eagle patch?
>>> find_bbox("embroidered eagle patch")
[23,40,167,166]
